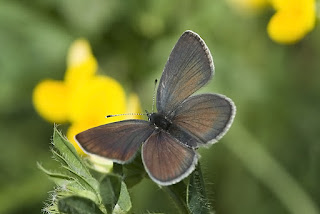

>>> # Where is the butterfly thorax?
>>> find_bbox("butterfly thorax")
[148,113,172,131]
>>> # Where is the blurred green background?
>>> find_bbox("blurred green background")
[1,0,320,213]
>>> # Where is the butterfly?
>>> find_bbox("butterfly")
[75,30,236,186]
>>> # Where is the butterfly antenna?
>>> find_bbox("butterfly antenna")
[152,79,158,113]
[106,113,146,118]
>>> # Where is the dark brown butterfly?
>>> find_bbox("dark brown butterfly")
[75,30,236,186]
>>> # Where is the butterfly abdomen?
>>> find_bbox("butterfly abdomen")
[149,113,172,131]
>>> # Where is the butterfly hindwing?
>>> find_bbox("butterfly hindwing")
[171,94,235,146]
[157,31,214,118]
[142,130,198,185]
[75,120,154,163]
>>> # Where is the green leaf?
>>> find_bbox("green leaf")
[37,162,75,186]
[58,196,104,214]
[113,182,132,214]
[51,148,70,167]
[53,126,91,179]
[99,174,122,214]
[112,163,123,176]
[187,163,211,214]
[42,150,99,198]
[38,163,99,203]
[122,152,146,188]
[52,126,100,198]
[61,165,100,197]
[163,181,190,214]
[67,188,100,203]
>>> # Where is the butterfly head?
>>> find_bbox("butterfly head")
[148,113,172,131]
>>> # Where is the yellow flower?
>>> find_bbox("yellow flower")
[267,0,316,44]
[33,80,69,123]
[33,39,142,156]
[227,0,316,44]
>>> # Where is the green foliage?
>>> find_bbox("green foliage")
[40,127,132,214]
[163,164,213,214]
[41,127,214,214]
[163,181,190,213]
[99,174,122,213]
[122,154,147,188]
[187,164,211,214]
[58,196,104,214]
[113,182,132,214]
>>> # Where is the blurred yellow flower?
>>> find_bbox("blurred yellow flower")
[227,0,316,44]
[267,0,316,44]
[33,39,142,155]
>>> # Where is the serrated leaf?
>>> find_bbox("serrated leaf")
[68,189,100,203]
[61,164,100,198]
[187,163,211,214]
[99,174,122,214]
[53,126,91,179]
[113,182,131,214]
[51,148,69,167]
[38,163,100,203]
[58,196,104,214]
[37,162,75,186]
[52,127,100,197]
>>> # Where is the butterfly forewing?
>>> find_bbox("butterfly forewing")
[75,120,154,163]
[157,31,214,118]
[142,130,198,185]
[171,94,235,146]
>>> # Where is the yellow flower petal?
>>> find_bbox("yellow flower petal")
[33,38,136,158]
[126,93,143,120]
[268,0,316,44]
[270,0,314,11]
[64,57,98,88]
[65,39,98,87]
[267,10,305,44]
[67,92,143,155]
[68,75,127,124]
[301,0,316,32]
[270,0,290,10]
[67,39,94,67]
[33,80,69,123]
